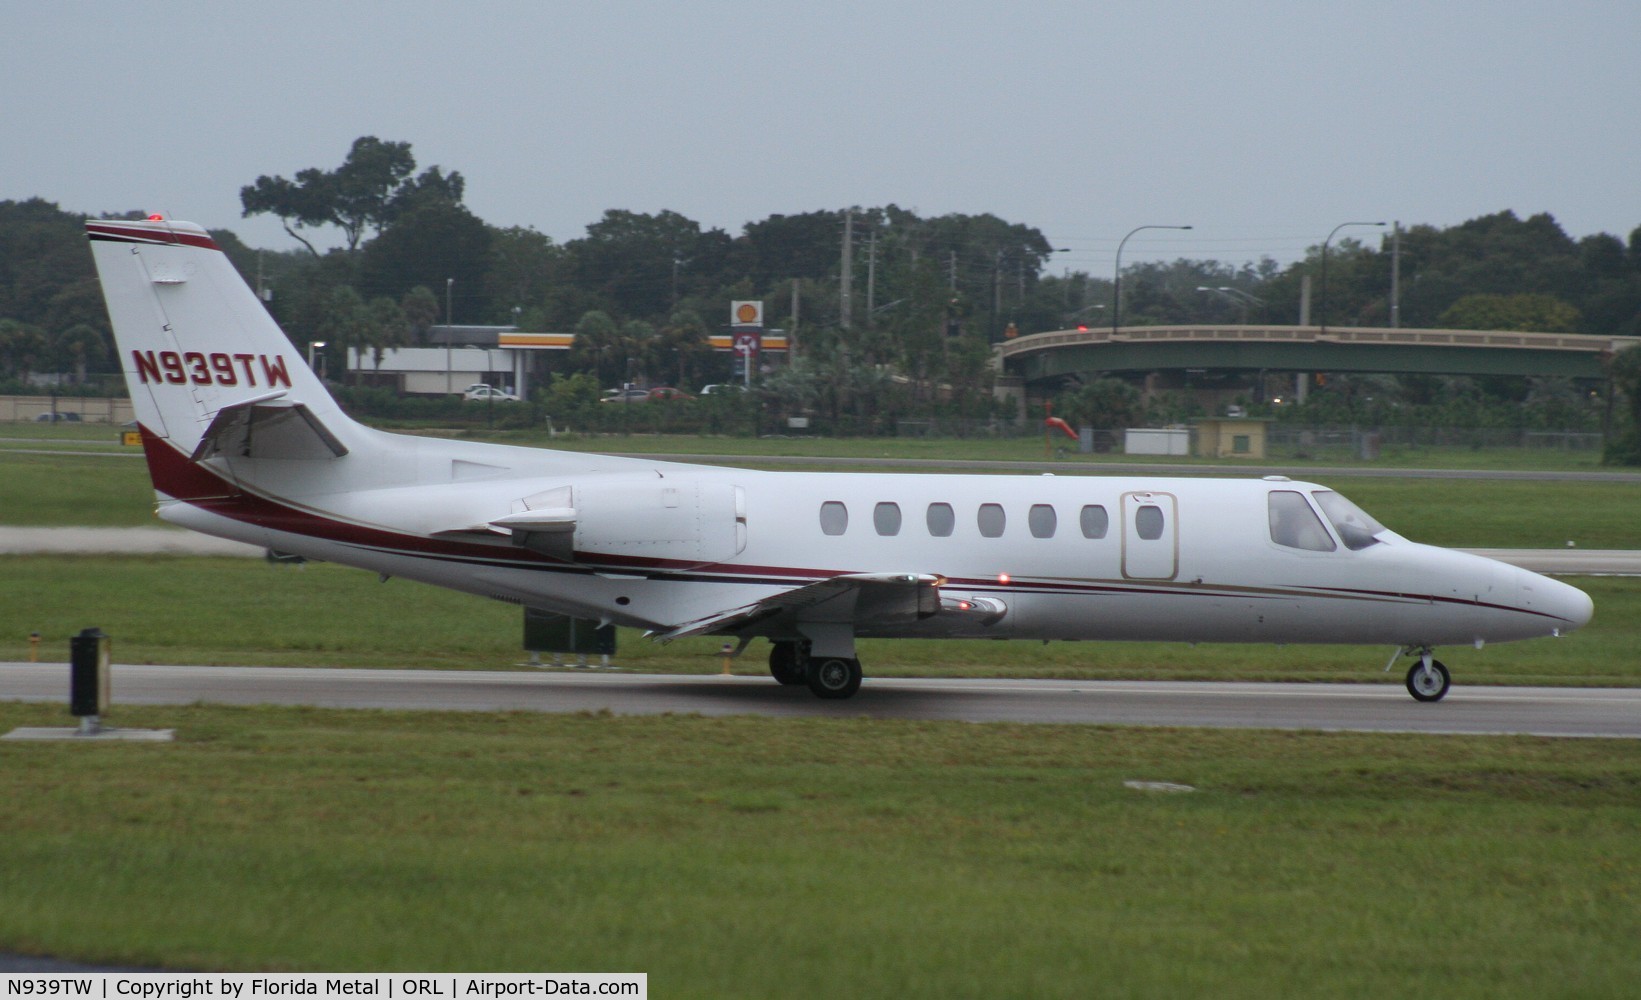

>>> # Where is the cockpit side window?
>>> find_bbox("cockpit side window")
[1268,491,1336,552]
[1312,490,1385,550]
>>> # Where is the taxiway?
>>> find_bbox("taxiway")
[3,662,1636,739]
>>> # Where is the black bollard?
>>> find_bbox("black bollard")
[69,628,110,733]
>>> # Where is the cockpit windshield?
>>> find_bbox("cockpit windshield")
[1312,490,1387,550]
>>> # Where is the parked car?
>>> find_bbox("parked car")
[599,387,695,404]
[462,384,520,402]
[34,411,82,422]
[699,383,745,395]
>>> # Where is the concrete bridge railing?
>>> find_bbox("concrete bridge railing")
[996,325,1641,381]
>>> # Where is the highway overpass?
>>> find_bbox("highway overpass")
[997,324,1641,388]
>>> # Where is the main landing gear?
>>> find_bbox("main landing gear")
[769,641,864,700]
[1391,646,1452,702]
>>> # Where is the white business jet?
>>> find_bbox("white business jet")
[87,217,1592,701]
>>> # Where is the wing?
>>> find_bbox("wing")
[649,572,945,642]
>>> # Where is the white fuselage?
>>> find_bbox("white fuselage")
[156,428,1590,651]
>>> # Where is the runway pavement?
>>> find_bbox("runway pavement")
[0,525,262,556]
[3,662,1637,738]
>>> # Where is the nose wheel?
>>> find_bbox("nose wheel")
[1405,655,1451,702]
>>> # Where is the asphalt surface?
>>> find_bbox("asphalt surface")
[4,662,1638,738]
[0,526,262,556]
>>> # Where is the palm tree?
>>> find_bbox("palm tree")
[569,311,620,386]
[52,324,109,383]
[363,297,410,376]
[316,287,368,384]
[0,319,48,384]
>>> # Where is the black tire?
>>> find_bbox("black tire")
[768,642,806,686]
[807,657,862,700]
[1406,659,1451,702]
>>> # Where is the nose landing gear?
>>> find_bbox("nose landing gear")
[1389,646,1452,702]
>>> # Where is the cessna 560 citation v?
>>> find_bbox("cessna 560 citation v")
[88,216,1593,701]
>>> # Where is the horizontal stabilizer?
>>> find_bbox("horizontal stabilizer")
[190,396,348,462]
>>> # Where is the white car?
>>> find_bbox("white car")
[463,384,520,402]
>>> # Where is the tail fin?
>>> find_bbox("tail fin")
[87,217,355,462]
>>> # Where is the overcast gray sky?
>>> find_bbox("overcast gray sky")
[6,1,1638,273]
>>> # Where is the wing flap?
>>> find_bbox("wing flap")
[651,572,943,642]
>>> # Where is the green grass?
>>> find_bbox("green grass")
[1,704,1638,995]
[444,425,1622,471]
[0,423,133,445]
[1317,479,1641,549]
[1,556,1634,687]
[0,450,154,526]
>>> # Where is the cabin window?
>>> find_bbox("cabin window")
[1134,504,1165,541]
[977,503,1006,538]
[1313,490,1385,550]
[1268,491,1336,551]
[1080,504,1109,539]
[926,502,955,537]
[1028,504,1057,538]
[873,502,903,536]
[819,501,848,536]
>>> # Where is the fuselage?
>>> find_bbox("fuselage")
[150,426,1593,651]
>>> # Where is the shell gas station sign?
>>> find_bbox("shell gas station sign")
[731,300,763,377]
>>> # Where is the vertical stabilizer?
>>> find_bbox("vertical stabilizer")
[86,218,355,457]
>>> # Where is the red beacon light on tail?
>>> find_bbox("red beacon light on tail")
[147,214,165,221]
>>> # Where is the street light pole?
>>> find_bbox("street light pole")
[444,277,454,395]
[1113,224,1192,337]
[1318,221,1386,336]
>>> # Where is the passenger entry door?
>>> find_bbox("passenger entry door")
[1121,491,1178,580]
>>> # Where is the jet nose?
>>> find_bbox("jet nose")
[1522,570,1593,634]
[1557,579,1595,632]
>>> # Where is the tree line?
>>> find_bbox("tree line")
[5,135,1641,448]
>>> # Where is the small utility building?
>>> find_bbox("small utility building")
[1192,417,1273,459]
